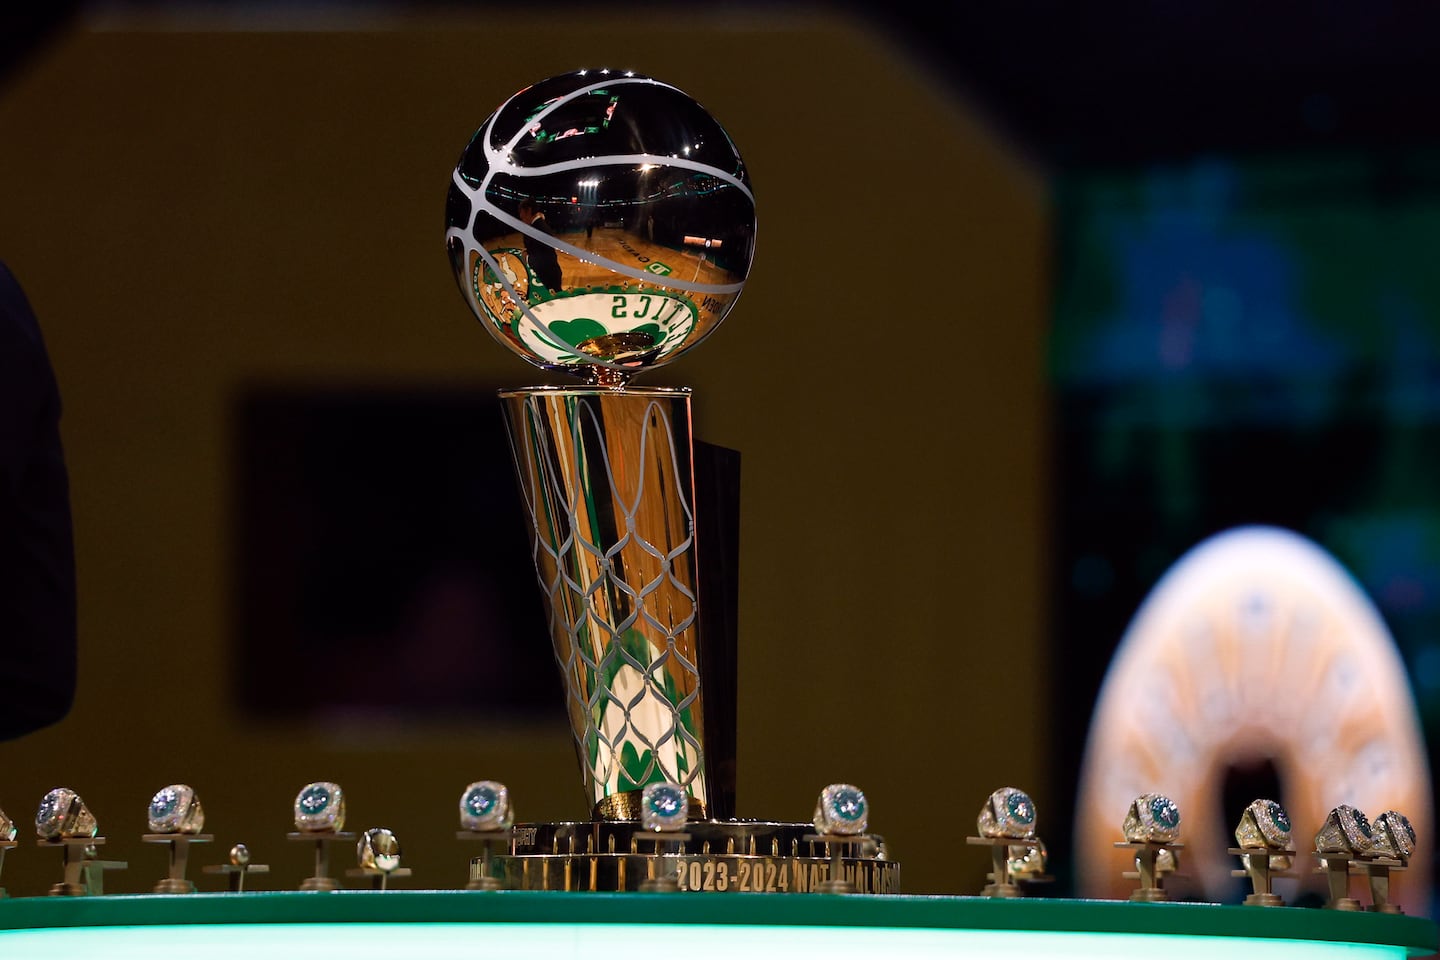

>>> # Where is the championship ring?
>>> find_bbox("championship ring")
[358,827,402,872]
[460,781,513,832]
[1314,804,1374,856]
[35,787,98,840]
[1122,793,1181,843]
[148,784,205,834]
[1371,810,1416,862]
[1008,839,1048,879]
[813,784,869,836]
[977,787,1037,840]
[640,782,689,833]
[0,807,16,842]
[294,781,346,832]
[1234,798,1292,850]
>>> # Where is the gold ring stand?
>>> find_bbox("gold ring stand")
[459,829,513,891]
[804,833,871,894]
[0,839,14,897]
[202,848,270,892]
[636,830,692,893]
[40,837,127,896]
[288,831,354,891]
[1229,847,1297,906]
[968,835,1040,898]
[1116,841,1184,902]
[1352,856,1407,914]
[143,833,213,894]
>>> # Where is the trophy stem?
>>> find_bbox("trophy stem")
[501,385,727,820]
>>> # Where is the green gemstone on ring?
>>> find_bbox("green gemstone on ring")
[831,787,866,822]
[1354,808,1373,838]
[1268,801,1291,833]
[1005,791,1035,824]
[299,785,332,815]
[149,788,179,821]
[465,786,497,817]
[1150,795,1180,830]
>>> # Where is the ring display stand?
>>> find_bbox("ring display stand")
[1228,847,1297,906]
[459,829,512,891]
[802,834,868,894]
[1315,852,1364,911]
[142,833,213,894]
[287,831,354,892]
[1353,856,1408,915]
[1115,841,1184,902]
[633,831,691,893]
[39,837,127,896]
[202,851,270,893]
[967,835,1041,898]
[345,866,412,891]
[0,840,14,898]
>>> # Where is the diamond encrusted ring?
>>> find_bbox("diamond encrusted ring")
[977,787,1037,840]
[1122,793,1181,843]
[459,781,513,832]
[293,781,346,833]
[35,787,98,840]
[1234,798,1292,850]
[148,784,205,834]
[0,806,16,842]
[1314,804,1374,856]
[357,827,402,872]
[1371,810,1416,862]
[813,783,869,836]
[641,781,689,832]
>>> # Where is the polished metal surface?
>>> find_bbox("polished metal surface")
[501,386,709,818]
[446,69,755,387]
[480,820,898,893]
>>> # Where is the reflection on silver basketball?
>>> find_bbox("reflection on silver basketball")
[445,69,756,386]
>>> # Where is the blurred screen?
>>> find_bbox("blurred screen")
[1049,148,1440,902]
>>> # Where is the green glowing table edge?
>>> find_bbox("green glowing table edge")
[0,891,1434,953]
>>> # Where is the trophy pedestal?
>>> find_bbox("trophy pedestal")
[289,831,354,891]
[486,820,899,894]
[635,831,691,892]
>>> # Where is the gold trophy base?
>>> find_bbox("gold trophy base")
[484,820,899,894]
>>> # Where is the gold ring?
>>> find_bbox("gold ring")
[976,787,1037,840]
[148,784,205,834]
[1122,793,1181,843]
[357,827,402,872]
[1234,798,1292,850]
[35,787,98,840]
[1314,804,1374,856]
[294,781,346,832]
[1371,810,1415,862]
[459,781,513,832]
[641,781,690,833]
[0,806,16,842]
[1007,839,1047,878]
[812,783,868,836]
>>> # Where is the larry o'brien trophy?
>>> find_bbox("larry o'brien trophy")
[444,68,898,893]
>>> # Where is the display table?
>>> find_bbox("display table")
[0,891,1434,959]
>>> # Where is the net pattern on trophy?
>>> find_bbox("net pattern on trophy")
[505,389,708,812]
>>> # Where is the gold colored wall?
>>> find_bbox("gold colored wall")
[0,10,1048,896]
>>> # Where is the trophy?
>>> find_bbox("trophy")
[444,68,898,893]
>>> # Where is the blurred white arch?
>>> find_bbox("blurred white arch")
[1074,524,1432,910]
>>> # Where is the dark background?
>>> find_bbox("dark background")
[4,0,1440,905]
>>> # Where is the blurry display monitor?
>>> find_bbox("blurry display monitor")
[1050,147,1440,896]
[234,384,739,730]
